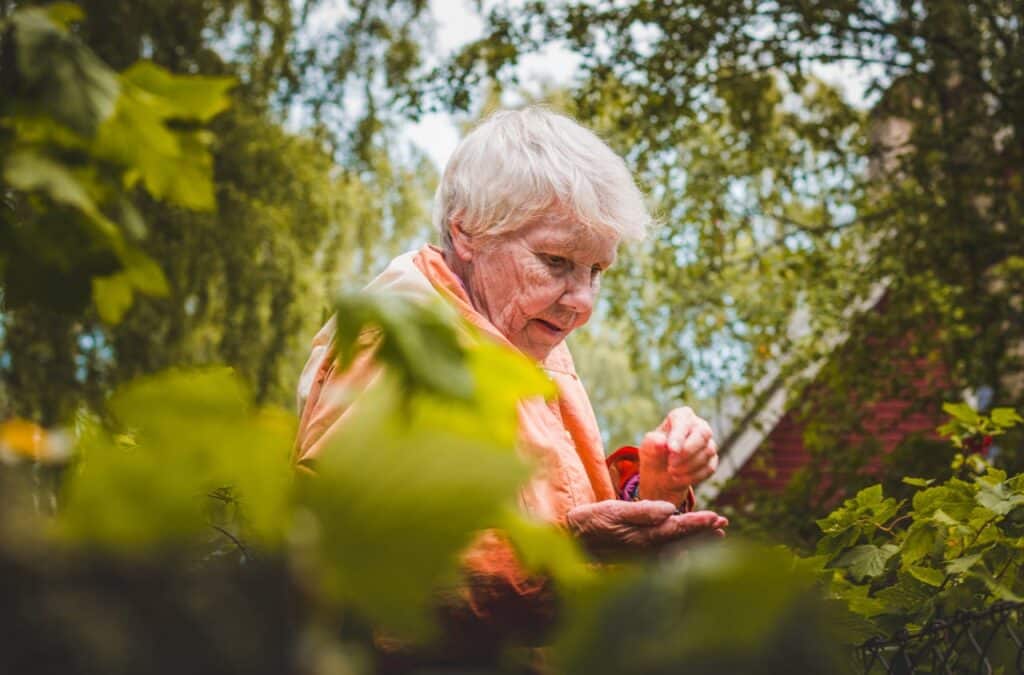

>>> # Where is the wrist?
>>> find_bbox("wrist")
[638,483,695,513]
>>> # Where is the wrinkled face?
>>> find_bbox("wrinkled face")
[456,216,619,361]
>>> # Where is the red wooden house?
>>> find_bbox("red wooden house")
[699,289,952,504]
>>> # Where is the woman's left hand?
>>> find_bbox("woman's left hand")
[638,407,719,504]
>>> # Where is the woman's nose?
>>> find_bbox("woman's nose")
[560,273,596,314]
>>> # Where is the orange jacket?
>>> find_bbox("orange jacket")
[295,244,616,514]
[293,245,619,640]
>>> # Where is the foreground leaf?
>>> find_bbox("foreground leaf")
[59,369,294,550]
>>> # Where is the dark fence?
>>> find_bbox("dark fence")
[858,601,1024,674]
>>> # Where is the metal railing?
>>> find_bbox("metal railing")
[858,601,1024,674]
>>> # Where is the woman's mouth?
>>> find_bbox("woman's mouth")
[533,319,564,335]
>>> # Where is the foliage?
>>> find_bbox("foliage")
[553,542,849,675]
[58,368,294,551]
[1,286,849,673]
[804,407,1024,663]
[0,3,232,321]
[0,1,440,425]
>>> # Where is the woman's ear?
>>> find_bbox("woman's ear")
[449,218,474,262]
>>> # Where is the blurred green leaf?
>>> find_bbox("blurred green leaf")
[499,509,594,585]
[59,369,294,550]
[122,60,234,122]
[332,293,476,402]
[44,2,85,28]
[943,402,980,425]
[552,541,843,674]
[300,373,531,637]
[91,247,169,323]
[990,407,1023,428]
[91,272,134,324]
[299,296,554,636]
[94,89,216,209]
[3,150,119,240]
[10,7,119,136]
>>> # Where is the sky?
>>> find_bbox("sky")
[404,0,584,169]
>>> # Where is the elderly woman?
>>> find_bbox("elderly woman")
[294,107,726,655]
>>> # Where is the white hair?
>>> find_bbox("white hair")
[433,107,650,249]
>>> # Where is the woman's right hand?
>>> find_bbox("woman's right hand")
[565,500,727,556]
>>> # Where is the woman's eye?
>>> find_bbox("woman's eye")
[544,255,571,270]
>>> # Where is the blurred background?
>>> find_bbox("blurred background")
[2,1,1023,672]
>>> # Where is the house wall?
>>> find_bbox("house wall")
[729,395,943,494]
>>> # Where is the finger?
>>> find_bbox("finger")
[675,462,715,487]
[678,436,717,472]
[640,430,669,466]
[644,511,723,544]
[660,406,694,433]
[679,427,707,459]
[677,445,716,473]
[616,499,677,525]
[676,511,729,533]
[663,407,695,449]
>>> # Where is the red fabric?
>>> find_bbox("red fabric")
[606,445,640,494]
[606,445,697,512]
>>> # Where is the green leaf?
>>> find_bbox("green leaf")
[11,7,119,136]
[828,579,887,617]
[967,569,1024,602]
[913,484,975,520]
[92,273,134,324]
[91,248,168,323]
[902,477,934,487]
[932,508,959,526]
[942,402,979,425]
[499,509,594,585]
[816,525,861,560]
[332,293,476,402]
[907,565,945,587]
[990,407,1023,428]
[301,372,531,637]
[834,544,898,581]
[901,521,939,565]
[945,553,983,575]
[3,150,120,240]
[94,95,216,210]
[59,369,295,550]
[45,2,84,28]
[976,481,1024,516]
[122,61,234,122]
[875,572,937,609]
[855,484,884,507]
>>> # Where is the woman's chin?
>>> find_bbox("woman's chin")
[515,320,569,360]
